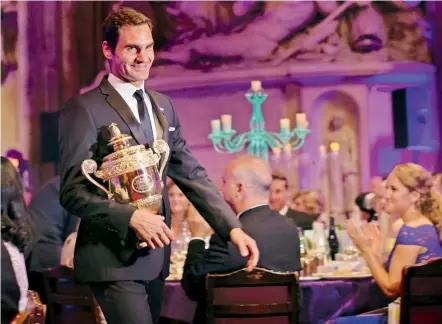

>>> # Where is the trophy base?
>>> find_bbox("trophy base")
[131,195,163,249]
[130,194,162,212]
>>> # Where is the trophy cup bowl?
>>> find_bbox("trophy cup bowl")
[81,123,170,248]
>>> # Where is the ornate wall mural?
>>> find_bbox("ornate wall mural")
[123,0,433,76]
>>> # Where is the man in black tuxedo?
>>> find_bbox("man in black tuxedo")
[182,156,301,322]
[58,8,259,324]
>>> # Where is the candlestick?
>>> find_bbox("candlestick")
[251,80,262,92]
[283,143,292,157]
[280,118,290,133]
[296,113,307,128]
[211,119,220,135]
[208,84,310,163]
[319,145,327,158]
[221,114,232,132]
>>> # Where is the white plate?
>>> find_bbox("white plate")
[312,273,372,279]
[299,276,322,281]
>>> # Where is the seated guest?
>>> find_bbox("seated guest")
[269,171,290,215]
[355,177,387,224]
[1,157,33,324]
[167,179,212,244]
[6,149,31,194]
[181,155,301,311]
[348,163,442,298]
[287,190,323,230]
[60,225,79,269]
[434,172,442,196]
[59,227,107,324]
[26,176,78,272]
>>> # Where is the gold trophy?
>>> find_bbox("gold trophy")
[81,123,170,248]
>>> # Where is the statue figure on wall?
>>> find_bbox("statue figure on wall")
[325,116,359,221]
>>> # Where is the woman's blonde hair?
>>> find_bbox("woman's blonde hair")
[392,163,442,242]
[292,190,323,215]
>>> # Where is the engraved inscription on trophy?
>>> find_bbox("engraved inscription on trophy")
[132,175,153,194]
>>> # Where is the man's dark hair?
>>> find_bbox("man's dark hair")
[271,171,288,189]
[102,7,153,52]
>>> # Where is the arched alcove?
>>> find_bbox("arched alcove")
[308,90,361,222]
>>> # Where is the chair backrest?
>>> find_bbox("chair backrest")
[206,267,300,324]
[10,290,46,324]
[43,265,97,324]
[400,257,442,324]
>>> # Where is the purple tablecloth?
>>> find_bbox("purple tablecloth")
[161,278,390,324]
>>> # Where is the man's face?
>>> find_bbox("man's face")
[102,24,154,87]
[269,179,288,211]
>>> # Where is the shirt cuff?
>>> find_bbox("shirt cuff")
[190,237,205,242]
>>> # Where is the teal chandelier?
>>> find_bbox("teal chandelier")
[209,81,310,162]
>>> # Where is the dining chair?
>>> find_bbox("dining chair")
[10,290,46,324]
[43,265,98,324]
[205,267,300,324]
[400,257,442,324]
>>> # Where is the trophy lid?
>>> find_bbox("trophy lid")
[108,123,133,151]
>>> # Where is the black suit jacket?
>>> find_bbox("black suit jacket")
[27,176,78,272]
[286,208,317,231]
[58,77,241,282]
[182,205,301,302]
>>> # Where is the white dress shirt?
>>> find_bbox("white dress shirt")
[279,205,289,216]
[107,73,157,140]
[4,241,28,312]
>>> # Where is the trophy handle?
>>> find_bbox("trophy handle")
[152,140,170,179]
[81,159,115,201]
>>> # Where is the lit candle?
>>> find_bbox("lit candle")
[330,142,340,153]
[319,145,327,158]
[251,80,262,92]
[284,143,292,153]
[211,119,220,135]
[272,146,282,156]
[296,113,307,128]
[280,118,290,133]
[221,114,232,132]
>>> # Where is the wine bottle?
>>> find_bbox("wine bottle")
[298,227,307,257]
[328,216,339,260]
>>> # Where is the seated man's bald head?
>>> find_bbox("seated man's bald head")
[225,155,272,198]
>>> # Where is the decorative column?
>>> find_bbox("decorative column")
[427,2,442,171]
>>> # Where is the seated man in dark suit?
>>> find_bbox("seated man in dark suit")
[26,176,78,272]
[181,155,301,318]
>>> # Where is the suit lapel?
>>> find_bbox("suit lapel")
[146,89,169,143]
[100,77,148,145]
